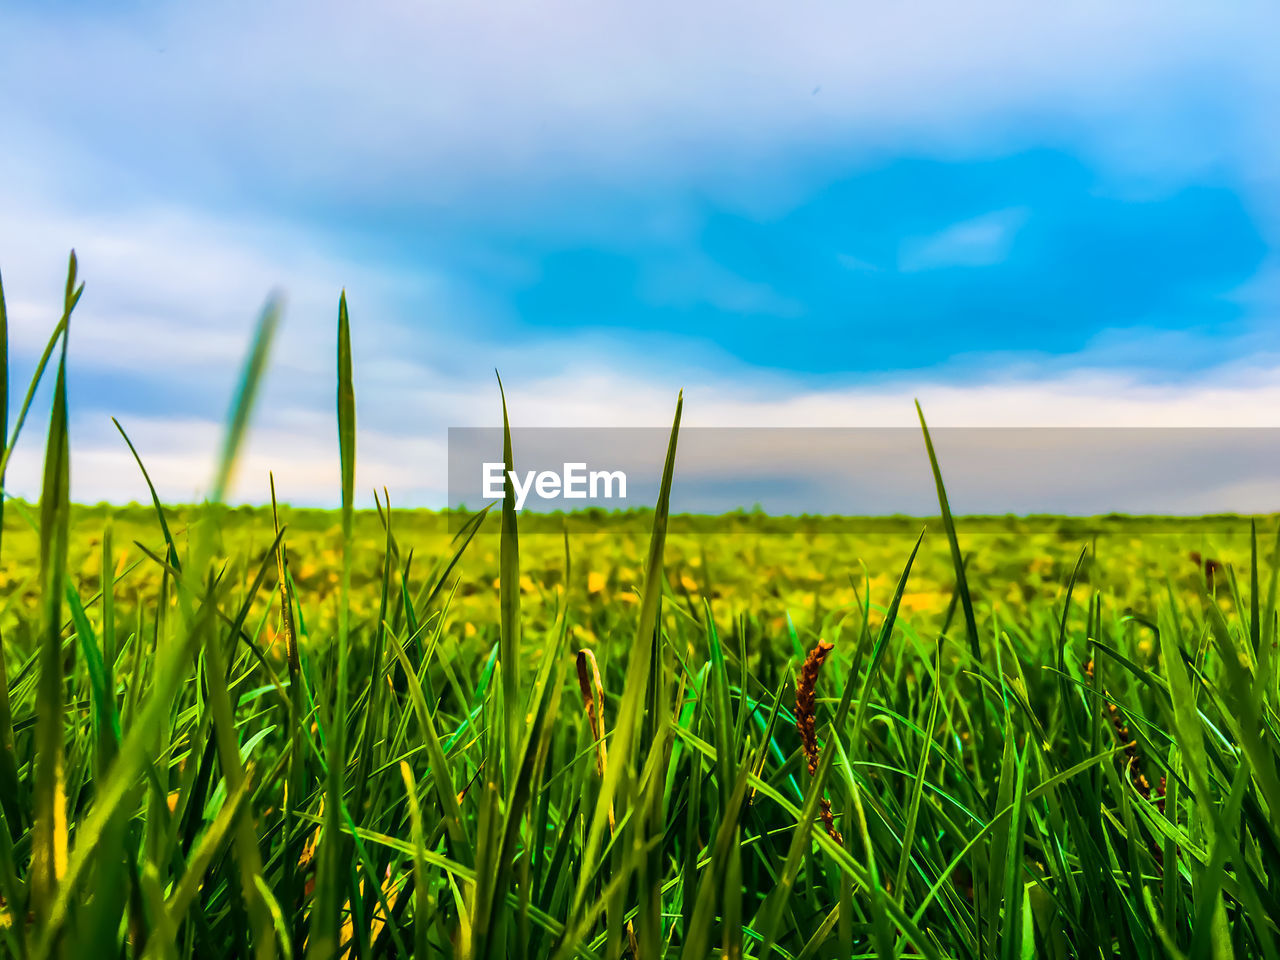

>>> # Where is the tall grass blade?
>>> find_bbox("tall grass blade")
[570,390,682,930]
[31,253,78,946]
[310,291,355,960]
[210,295,282,503]
[496,372,522,775]
[0,266,22,838]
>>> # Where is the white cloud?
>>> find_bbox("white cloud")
[0,200,425,372]
[3,186,1280,509]
[1,1,1275,209]
[1,410,448,508]
[900,208,1028,271]
[4,340,1280,508]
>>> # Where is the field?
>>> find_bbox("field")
[2,262,1280,960]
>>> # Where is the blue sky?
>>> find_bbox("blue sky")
[2,1,1280,506]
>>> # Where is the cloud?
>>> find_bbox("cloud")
[2,3,1274,384]
[2,0,1279,513]
[0,163,1275,509]
[899,208,1028,271]
[498,152,1267,373]
[2,1,1276,210]
[5,331,1280,508]
[0,187,437,416]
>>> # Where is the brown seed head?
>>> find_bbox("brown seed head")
[796,640,842,846]
[796,640,834,776]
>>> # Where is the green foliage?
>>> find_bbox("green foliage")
[1,262,1279,959]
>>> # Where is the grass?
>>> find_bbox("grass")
[1,257,1279,958]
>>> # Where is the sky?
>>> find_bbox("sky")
[2,1,1280,510]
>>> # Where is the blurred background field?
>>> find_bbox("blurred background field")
[2,506,1268,666]
[5,492,1280,957]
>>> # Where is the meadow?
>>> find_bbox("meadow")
[1,257,1278,959]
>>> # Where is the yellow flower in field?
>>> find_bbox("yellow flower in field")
[898,591,941,614]
[1028,556,1055,576]
[464,622,477,638]
[680,575,699,593]
[1137,638,1153,656]
[520,575,536,593]
[587,572,606,594]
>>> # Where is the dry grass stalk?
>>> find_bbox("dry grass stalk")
[796,640,842,846]
[1086,657,1167,813]
[575,648,615,835]
[270,472,301,675]
[338,870,402,958]
[576,649,609,777]
[575,648,638,956]
[299,796,322,898]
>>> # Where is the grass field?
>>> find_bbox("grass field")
[2,259,1279,960]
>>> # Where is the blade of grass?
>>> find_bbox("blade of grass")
[310,291,355,960]
[209,295,282,503]
[31,253,78,942]
[894,641,943,896]
[496,372,522,774]
[569,391,682,931]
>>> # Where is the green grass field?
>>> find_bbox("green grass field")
[2,259,1279,959]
